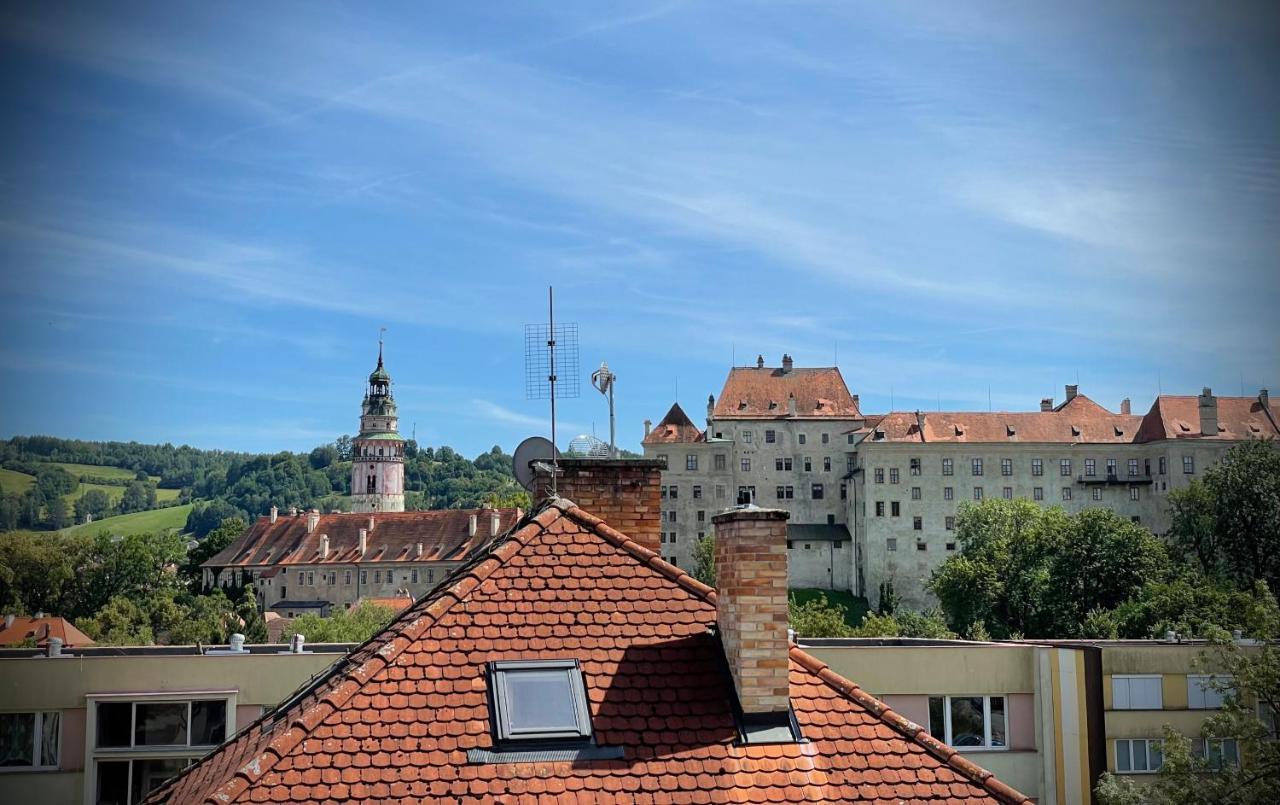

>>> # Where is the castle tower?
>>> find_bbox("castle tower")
[350,339,405,513]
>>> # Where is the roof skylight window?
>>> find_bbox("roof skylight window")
[489,660,592,743]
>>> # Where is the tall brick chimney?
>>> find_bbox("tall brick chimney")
[781,354,793,373]
[756,354,765,369]
[534,458,663,554]
[1065,384,1078,402]
[712,506,792,723]
[1199,387,1218,436]
[1040,397,1054,412]
[1120,398,1131,415]
[1261,388,1270,408]
[643,419,652,438]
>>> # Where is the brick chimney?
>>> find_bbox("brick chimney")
[1260,388,1270,408]
[781,354,793,373]
[1065,384,1078,402]
[1040,397,1053,412]
[643,419,652,438]
[707,394,715,422]
[534,458,663,554]
[756,354,765,369]
[1199,387,1218,436]
[712,506,792,721]
[1120,398,1131,415]
[306,509,320,534]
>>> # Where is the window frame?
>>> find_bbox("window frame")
[488,659,593,744]
[0,710,60,771]
[1115,738,1163,774]
[1111,675,1163,710]
[1187,675,1233,710]
[927,695,1008,751]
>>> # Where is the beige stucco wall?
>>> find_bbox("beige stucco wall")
[806,644,1038,695]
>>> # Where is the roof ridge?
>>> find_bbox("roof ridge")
[558,501,718,605]
[158,506,562,805]
[787,646,1031,804]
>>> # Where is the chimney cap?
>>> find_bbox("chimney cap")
[712,506,790,526]
[1201,386,1214,397]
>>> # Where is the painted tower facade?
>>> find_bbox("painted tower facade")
[350,344,406,512]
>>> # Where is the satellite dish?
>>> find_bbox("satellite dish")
[513,436,559,490]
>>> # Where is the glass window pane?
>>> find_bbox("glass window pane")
[988,697,1006,747]
[0,712,35,766]
[40,712,59,766]
[135,702,188,746]
[928,697,945,742]
[1150,741,1162,770]
[506,670,579,732]
[1133,739,1148,771]
[191,701,226,746]
[96,702,133,748]
[97,759,130,805]
[1223,739,1239,767]
[130,757,191,803]
[1116,740,1131,772]
[949,697,985,747]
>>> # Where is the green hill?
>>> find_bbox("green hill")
[0,468,35,496]
[62,503,193,537]
[51,462,142,481]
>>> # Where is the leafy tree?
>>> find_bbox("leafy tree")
[691,534,715,587]
[1096,585,1280,805]
[877,579,899,616]
[74,489,112,523]
[1202,439,1280,591]
[181,517,247,588]
[930,499,1171,638]
[789,593,853,638]
[284,603,396,643]
[848,609,955,638]
[185,499,247,538]
[1168,480,1219,577]
[117,480,155,514]
[80,595,155,645]
[0,530,75,614]
[46,496,69,530]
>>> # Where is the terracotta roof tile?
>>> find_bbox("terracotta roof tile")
[643,403,706,445]
[1135,394,1279,442]
[714,366,861,420]
[146,500,1028,805]
[0,615,93,647]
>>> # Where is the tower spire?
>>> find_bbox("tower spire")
[378,326,386,369]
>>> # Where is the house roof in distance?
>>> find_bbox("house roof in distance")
[714,364,862,420]
[203,509,522,569]
[642,402,705,444]
[1135,394,1279,442]
[0,615,93,648]
[149,499,1027,804]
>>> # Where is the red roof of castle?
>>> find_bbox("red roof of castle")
[714,365,862,420]
[642,402,706,445]
[1134,395,1279,442]
[203,509,522,569]
[150,500,1027,804]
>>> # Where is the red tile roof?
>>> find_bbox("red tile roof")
[868,394,1140,444]
[149,501,1027,804]
[358,594,415,613]
[642,402,706,445]
[203,509,522,570]
[1134,395,1280,443]
[0,615,94,648]
[714,365,862,420]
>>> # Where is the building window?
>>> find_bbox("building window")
[911,487,922,500]
[765,430,776,443]
[811,484,824,499]
[1193,738,1240,770]
[1106,458,1117,477]
[374,570,381,583]
[821,433,829,444]
[1159,456,1167,475]
[916,540,927,551]
[942,458,954,476]
[1085,459,1096,477]
[692,485,702,499]
[1002,487,1012,500]
[1062,488,1072,501]
[737,485,756,502]
[875,501,885,517]
[1060,459,1072,476]
[669,486,678,499]
[1183,455,1195,474]
[887,538,897,552]
[910,458,921,476]
[1032,458,1043,477]
[1129,487,1140,501]
[775,458,784,471]
[823,457,831,472]
[848,434,856,445]
[742,431,753,444]
[913,516,922,531]
[1092,488,1103,501]
[686,455,698,471]
[973,487,983,501]
[889,468,899,484]
[660,486,667,499]
[890,501,900,516]
[714,454,726,471]
[971,458,983,476]
[945,516,955,531]
[488,660,593,744]
[840,483,847,500]
[1129,458,1140,477]
[1188,675,1233,710]
[411,569,419,583]
[307,572,314,586]
[798,434,807,445]
[804,457,813,472]
[944,486,954,500]
[345,570,352,585]
[1033,487,1044,501]
[928,696,1007,749]
[297,571,304,585]
[1000,458,1012,477]
[1115,738,1163,774]
[715,484,726,499]
[697,510,705,522]
[946,542,956,551]
[741,458,751,472]
[0,711,59,769]
[1112,676,1162,709]
[427,569,434,583]
[92,696,229,803]
[667,511,677,523]
[875,468,885,484]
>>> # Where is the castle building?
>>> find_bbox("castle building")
[644,355,1279,610]
[350,342,405,513]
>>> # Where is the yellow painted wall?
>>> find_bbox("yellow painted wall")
[1106,710,1212,740]
[806,645,1037,695]
[1162,674,1188,710]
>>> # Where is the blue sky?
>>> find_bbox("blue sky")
[1,2,1277,457]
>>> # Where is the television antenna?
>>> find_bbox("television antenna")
[524,286,579,495]
[590,361,617,458]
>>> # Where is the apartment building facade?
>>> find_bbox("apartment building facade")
[646,355,1278,607]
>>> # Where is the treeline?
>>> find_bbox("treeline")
[0,463,169,532]
[1,435,255,489]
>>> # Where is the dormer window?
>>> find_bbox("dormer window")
[1071,425,1081,437]
[1006,425,1016,438]
[1114,426,1124,437]
[738,400,748,411]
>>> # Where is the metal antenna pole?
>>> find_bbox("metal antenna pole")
[608,378,616,458]
[548,286,558,496]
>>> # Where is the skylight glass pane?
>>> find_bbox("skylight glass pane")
[507,670,578,732]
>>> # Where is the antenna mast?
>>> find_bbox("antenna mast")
[591,361,617,458]
[524,287,579,497]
